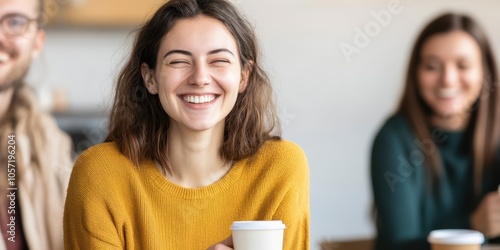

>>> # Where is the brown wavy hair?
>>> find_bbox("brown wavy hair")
[106,0,281,171]
[398,13,500,193]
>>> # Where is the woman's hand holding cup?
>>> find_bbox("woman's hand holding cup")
[208,236,233,250]
[470,188,500,238]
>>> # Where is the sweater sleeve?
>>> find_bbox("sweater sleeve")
[63,148,123,250]
[370,122,428,250]
[272,143,310,250]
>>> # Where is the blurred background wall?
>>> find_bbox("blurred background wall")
[26,0,500,249]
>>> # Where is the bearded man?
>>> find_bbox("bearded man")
[0,0,72,249]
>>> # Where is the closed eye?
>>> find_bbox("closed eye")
[169,60,189,65]
[423,64,440,71]
[458,64,470,70]
[212,59,230,64]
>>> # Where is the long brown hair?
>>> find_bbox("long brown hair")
[106,0,281,171]
[398,13,500,193]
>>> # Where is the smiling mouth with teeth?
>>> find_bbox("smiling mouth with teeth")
[437,89,459,98]
[182,95,217,104]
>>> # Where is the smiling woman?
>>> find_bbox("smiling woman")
[63,0,310,249]
[371,13,500,250]
[140,15,249,135]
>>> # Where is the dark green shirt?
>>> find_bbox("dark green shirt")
[371,114,500,250]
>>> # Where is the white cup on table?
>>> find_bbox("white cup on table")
[427,229,484,250]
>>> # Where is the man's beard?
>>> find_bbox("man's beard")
[0,42,29,93]
[0,72,27,93]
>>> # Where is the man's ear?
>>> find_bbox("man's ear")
[239,61,253,93]
[141,63,158,94]
[31,29,45,60]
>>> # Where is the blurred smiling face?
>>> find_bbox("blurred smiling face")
[418,30,484,120]
[142,15,249,132]
[0,0,44,91]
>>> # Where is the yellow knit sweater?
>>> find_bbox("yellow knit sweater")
[64,140,309,250]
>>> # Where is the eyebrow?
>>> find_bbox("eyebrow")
[421,55,439,60]
[421,54,474,62]
[163,48,235,58]
[208,48,234,56]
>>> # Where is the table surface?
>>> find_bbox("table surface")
[484,245,500,250]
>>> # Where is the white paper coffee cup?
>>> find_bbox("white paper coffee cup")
[231,220,286,250]
[427,229,484,250]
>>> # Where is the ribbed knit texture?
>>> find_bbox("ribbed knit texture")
[64,140,309,250]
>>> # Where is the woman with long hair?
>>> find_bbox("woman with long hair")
[371,13,500,249]
[63,0,309,249]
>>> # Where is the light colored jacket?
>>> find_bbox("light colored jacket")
[0,86,73,250]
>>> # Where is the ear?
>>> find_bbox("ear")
[239,61,253,93]
[141,63,158,95]
[31,29,45,60]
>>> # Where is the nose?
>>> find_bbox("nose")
[188,62,211,87]
[0,24,14,49]
[441,64,459,87]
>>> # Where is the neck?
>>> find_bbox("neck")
[430,113,470,131]
[164,122,230,188]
